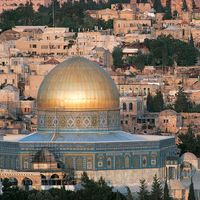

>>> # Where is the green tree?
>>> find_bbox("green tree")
[150,174,163,200]
[28,193,36,200]
[112,47,123,68]
[153,0,164,13]
[189,34,194,47]
[188,179,195,200]
[81,171,90,184]
[192,0,196,9]
[163,0,172,20]
[126,186,134,200]
[147,91,164,112]
[182,0,188,11]
[147,93,154,112]
[137,179,149,200]
[174,87,191,112]
[80,172,119,200]
[127,50,153,71]
[0,1,113,31]
[178,125,200,157]
[153,91,164,112]
[144,35,199,67]
[163,180,171,200]
[2,178,12,191]
[116,191,122,200]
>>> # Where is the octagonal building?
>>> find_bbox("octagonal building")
[0,57,176,190]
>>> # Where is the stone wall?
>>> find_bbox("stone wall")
[76,167,166,190]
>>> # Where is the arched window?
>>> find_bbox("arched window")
[51,174,59,179]
[125,156,130,168]
[41,174,47,185]
[76,158,83,170]
[115,156,121,169]
[9,177,18,186]
[22,177,32,186]
[107,158,112,169]
[129,103,133,111]
[23,159,28,169]
[41,174,46,179]
[50,174,60,185]
[123,103,127,111]
[66,157,73,169]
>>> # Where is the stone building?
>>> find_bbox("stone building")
[167,152,200,200]
[155,109,182,134]
[113,19,152,35]
[120,95,144,132]
[19,98,36,116]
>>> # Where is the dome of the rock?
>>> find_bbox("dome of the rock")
[37,57,120,132]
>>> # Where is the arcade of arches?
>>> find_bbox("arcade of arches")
[0,171,74,190]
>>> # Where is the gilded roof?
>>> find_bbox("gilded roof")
[37,57,119,111]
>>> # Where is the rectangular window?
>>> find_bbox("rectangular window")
[87,158,93,170]
[24,161,28,169]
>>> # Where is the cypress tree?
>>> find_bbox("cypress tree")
[163,0,172,20]
[178,125,198,156]
[147,93,154,112]
[116,191,122,200]
[163,180,171,200]
[189,34,194,47]
[150,174,163,200]
[137,179,149,200]
[174,87,191,112]
[188,179,195,200]
[182,0,188,11]
[153,0,164,13]
[112,47,123,68]
[126,186,134,200]
[192,0,196,9]
[152,91,164,112]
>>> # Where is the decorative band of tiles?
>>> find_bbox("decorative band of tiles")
[38,110,120,132]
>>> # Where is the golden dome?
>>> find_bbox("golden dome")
[37,57,119,111]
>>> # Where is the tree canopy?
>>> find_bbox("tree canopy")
[146,91,164,112]
[188,179,195,200]
[163,180,171,200]
[112,47,123,68]
[174,87,192,113]
[143,35,199,67]
[137,179,149,200]
[163,0,172,20]
[0,0,114,31]
[153,0,164,13]
[150,174,163,200]
[178,125,200,157]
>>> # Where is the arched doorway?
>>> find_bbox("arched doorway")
[1,177,18,190]
[22,177,33,191]
[50,174,60,185]
[41,174,47,185]
[9,177,18,187]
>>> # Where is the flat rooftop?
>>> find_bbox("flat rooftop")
[5,131,175,143]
